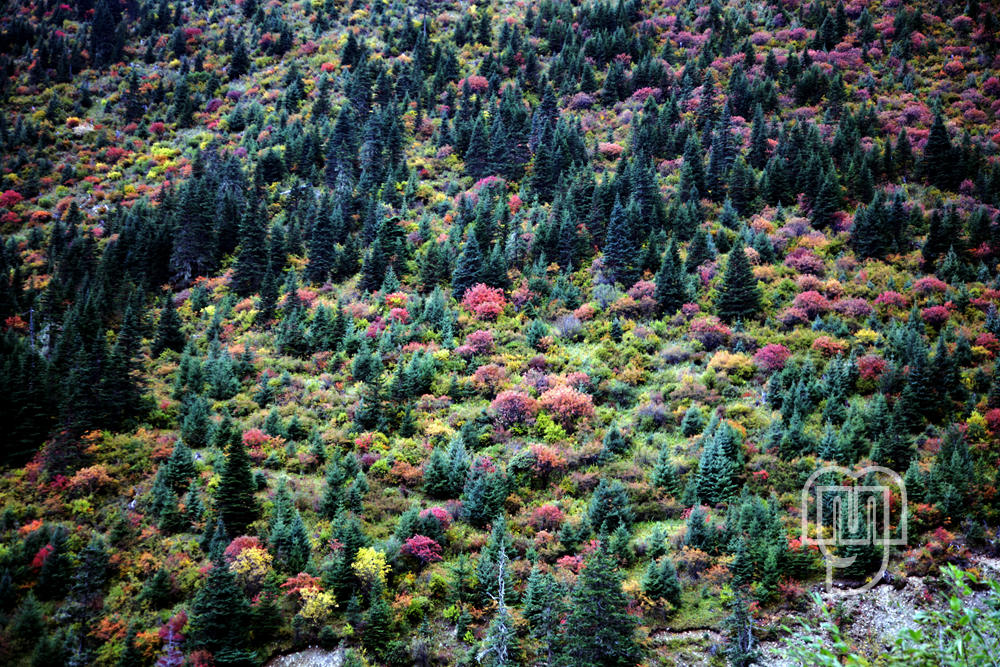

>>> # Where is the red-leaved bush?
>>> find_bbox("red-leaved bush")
[792,290,831,318]
[874,290,908,309]
[401,535,443,565]
[491,390,539,427]
[457,329,494,357]
[224,536,264,561]
[529,503,565,531]
[472,363,508,395]
[856,354,888,381]
[921,305,950,327]
[461,283,507,320]
[689,317,731,350]
[811,336,848,357]
[754,343,791,372]
[913,276,948,294]
[539,386,595,429]
[784,247,826,275]
[833,297,873,318]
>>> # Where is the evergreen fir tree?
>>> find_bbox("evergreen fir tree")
[716,238,761,322]
[189,561,253,664]
[654,240,687,315]
[602,196,639,287]
[451,235,483,300]
[555,544,640,667]
[215,434,258,535]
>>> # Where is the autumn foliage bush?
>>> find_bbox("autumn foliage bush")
[539,386,595,430]
[461,283,507,320]
[491,390,539,427]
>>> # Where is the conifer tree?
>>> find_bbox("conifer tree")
[555,544,640,667]
[189,561,253,664]
[602,196,638,287]
[716,238,761,322]
[215,433,258,535]
[152,293,185,356]
[587,478,634,533]
[364,578,393,659]
[231,202,269,296]
[522,564,564,664]
[654,240,687,315]
[451,235,484,300]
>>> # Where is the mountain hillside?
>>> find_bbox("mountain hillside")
[0,0,999,665]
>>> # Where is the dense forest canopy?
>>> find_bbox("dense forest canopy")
[0,0,999,664]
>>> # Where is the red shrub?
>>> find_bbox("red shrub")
[792,290,831,318]
[529,504,565,531]
[461,75,490,93]
[921,305,951,327]
[690,317,732,350]
[461,329,494,355]
[874,290,908,309]
[913,276,948,294]
[784,247,825,275]
[754,344,791,372]
[419,506,452,529]
[401,535,443,565]
[811,336,848,357]
[539,386,595,429]
[0,190,23,209]
[491,390,539,427]
[530,444,567,477]
[833,297,874,318]
[472,363,508,395]
[856,354,888,380]
[224,536,264,561]
[242,428,269,447]
[461,283,507,320]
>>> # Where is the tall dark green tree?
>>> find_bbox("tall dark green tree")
[716,239,761,322]
[189,561,253,665]
[602,196,638,286]
[214,433,259,535]
[654,240,687,315]
[231,202,269,296]
[451,234,483,300]
[555,544,640,667]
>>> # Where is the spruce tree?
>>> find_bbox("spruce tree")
[451,235,483,300]
[189,561,253,664]
[716,238,761,322]
[215,434,258,535]
[555,544,640,667]
[152,293,185,356]
[231,202,269,296]
[602,196,638,287]
[654,240,687,315]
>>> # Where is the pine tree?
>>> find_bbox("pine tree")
[654,240,687,315]
[231,202,269,296]
[716,238,761,322]
[811,170,843,229]
[921,111,956,190]
[723,594,759,667]
[215,434,258,535]
[602,196,638,287]
[555,544,640,667]
[364,578,393,659]
[522,565,564,664]
[152,293,185,356]
[451,235,483,300]
[587,478,634,533]
[189,561,253,664]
